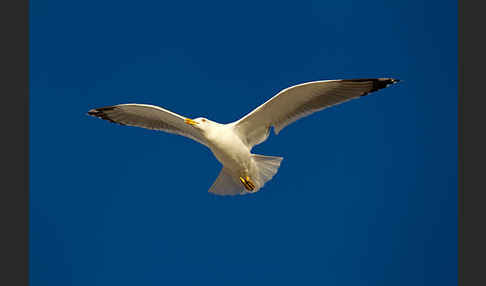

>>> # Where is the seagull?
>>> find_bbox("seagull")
[88,78,399,195]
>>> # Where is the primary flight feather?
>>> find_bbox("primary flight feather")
[88,78,399,195]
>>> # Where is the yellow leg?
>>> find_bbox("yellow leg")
[245,176,255,190]
[239,176,255,191]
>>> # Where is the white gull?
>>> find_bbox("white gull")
[88,78,399,195]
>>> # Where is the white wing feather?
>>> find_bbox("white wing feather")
[87,103,207,146]
[234,78,399,147]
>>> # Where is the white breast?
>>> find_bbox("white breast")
[206,124,252,174]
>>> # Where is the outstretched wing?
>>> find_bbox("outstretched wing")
[234,78,399,147]
[87,103,207,146]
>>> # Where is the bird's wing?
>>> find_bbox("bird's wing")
[87,103,207,146]
[234,78,399,147]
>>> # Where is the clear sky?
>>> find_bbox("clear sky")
[30,0,457,285]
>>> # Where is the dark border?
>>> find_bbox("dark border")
[459,1,486,285]
[0,0,29,285]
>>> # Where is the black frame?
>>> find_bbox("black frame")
[0,0,29,285]
[459,1,485,285]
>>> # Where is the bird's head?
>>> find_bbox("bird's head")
[184,117,214,132]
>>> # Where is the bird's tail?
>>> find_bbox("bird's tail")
[208,154,283,196]
[208,167,243,196]
[251,154,283,192]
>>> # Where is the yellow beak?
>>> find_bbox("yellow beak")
[184,118,198,126]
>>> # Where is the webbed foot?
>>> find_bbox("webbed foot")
[239,175,255,191]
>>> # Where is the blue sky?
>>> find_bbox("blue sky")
[30,0,457,285]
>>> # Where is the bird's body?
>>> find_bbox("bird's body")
[205,123,251,175]
[88,78,399,195]
[184,119,282,194]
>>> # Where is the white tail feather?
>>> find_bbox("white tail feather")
[208,167,244,196]
[251,154,283,192]
[208,155,283,196]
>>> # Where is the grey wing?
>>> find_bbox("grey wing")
[234,78,399,147]
[87,103,207,146]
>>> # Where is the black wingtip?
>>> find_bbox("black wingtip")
[380,78,400,83]
[371,78,400,92]
[86,109,98,116]
[339,78,400,98]
[87,106,115,116]
[86,106,125,125]
[386,78,400,84]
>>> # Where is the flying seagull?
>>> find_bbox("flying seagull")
[88,78,399,195]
